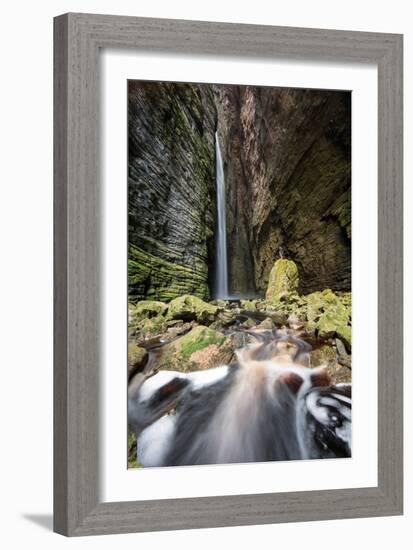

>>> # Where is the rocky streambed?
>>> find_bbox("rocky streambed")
[127,259,351,467]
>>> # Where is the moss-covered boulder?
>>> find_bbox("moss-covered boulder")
[217,309,238,326]
[240,299,257,311]
[260,293,306,319]
[304,289,351,343]
[128,342,148,378]
[134,300,168,318]
[156,325,233,372]
[166,294,218,324]
[265,259,299,302]
[134,316,168,338]
[128,300,168,336]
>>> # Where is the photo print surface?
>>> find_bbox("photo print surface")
[127,81,351,468]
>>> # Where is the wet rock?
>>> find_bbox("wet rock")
[310,343,351,385]
[128,426,139,468]
[266,311,288,326]
[156,325,233,372]
[326,364,352,385]
[232,332,254,349]
[310,345,337,369]
[287,313,305,330]
[258,317,275,330]
[336,338,352,368]
[336,325,351,352]
[240,317,256,329]
[128,343,148,378]
[265,259,299,302]
[166,295,218,324]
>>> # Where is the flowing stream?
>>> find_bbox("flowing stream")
[128,309,352,467]
[215,131,229,299]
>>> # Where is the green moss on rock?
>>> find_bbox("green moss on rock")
[156,325,232,372]
[336,325,352,351]
[266,259,299,302]
[128,245,210,302]
[179,325,226,358]
[142,317,168,335]
[166,294,218,323]
[135,300,168,318]
[240,299,257,310]
[128,426,142,469]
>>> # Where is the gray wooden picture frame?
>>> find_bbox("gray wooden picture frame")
[54,13,403,536]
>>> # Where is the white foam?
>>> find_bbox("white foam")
[137,413,177,467]
[188,365,229,390]
[138,370,186,402]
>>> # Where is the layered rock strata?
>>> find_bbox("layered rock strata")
[128,81,217,301]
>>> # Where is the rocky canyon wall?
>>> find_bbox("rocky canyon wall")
[215,85,351,296]
[128,81,217,301]
[128,81,351,302]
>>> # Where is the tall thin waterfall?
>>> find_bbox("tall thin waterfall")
[215,131,229,299]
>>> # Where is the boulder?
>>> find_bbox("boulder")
[210,299,228,308]
[336,325,352,352]
[326,364,352,385]
[310,345,337,369]
[232,332,255,349]
[128,342,148,378]
[336,338,352,368]
[258,317,275,330]
[265,259,299,302]
[134,316,168,338]
[166,295,218,324]
[304,289,351,343]
[217,309,238,326]
[267,311,288,326]
[310,344,351,385]
[128,300,168,337]
[134,300,168,318]
[240,317,256,329]
[156,325,233,372]
[166,321,194,339]
[240,299,257,311]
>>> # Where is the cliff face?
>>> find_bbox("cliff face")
[215,85,351,296]
[128,81,217,301]
[128,81,351,301]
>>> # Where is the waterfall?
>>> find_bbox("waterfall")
[215,131,229,299]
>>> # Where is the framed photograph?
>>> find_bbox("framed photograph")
[54,13,403,536]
